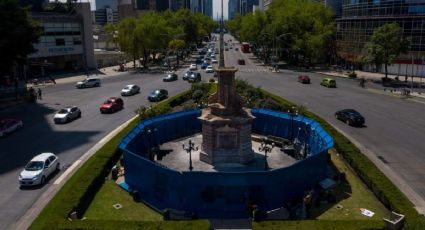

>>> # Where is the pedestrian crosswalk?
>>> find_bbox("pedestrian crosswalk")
[237,67,272,73]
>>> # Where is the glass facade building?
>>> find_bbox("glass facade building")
[337,0,425,72]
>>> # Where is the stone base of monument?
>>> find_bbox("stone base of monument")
[199,107,255,165]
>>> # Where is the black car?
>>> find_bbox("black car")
[188,73,201,83]
[163,73,178,82]
[148,89,168,102]
[195,58,203,64]
[183,71,194,81]
[335,109,365,126]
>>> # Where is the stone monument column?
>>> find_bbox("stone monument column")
[198,66,255,165]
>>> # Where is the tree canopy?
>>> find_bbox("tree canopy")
[108,9,215,68]
[0,0,41,76]
[226,0,335,65]
[363,23,410,78]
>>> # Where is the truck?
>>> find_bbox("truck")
[241,42,250,53]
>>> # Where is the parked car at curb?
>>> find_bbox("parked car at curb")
[148,89,168,102]
[320,78,336,88]
[19,153,60,187]
[54,106,81,124]
[100,97,124,113]
[0,119,23,137]
[121,84,140,96]
[298,75,311,84]
[335,109,365,127]
[76,78,101,89]
[163,73,178,82]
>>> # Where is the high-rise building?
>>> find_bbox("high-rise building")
[135,0,168,11]
[170,0,190,11]
[203,0,213,18]
[228,0,240,19]
[336,0,425,76]
[240,0,259,15]
[190,0,200,13]
[96,0,118,10]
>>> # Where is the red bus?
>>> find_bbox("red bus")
[241,42,250,53]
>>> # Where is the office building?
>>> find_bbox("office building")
[240,0,259,15]
[170,0,190,10]
[336,0,425,76]
[28,2,96,72]
[228,0,240,19]
[203,0,213,17]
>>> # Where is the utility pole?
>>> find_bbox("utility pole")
[219,0,225,67]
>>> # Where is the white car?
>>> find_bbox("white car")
[206,66,214,73]
[19,153,60,187]
[189,64,197,70]
[54,106,81,124]
[76,78,101,89]
[0,119,23,137]
[211,59,218,64]
[121,84,140,96]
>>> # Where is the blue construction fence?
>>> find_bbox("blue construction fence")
[119,108,334,218]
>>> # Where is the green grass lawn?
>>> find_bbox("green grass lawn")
[313,149,389,220]
[84,180,162,221]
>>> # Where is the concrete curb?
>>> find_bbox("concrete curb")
[12,115,139,230]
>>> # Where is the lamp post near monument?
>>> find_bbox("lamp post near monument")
[182,139,198,171]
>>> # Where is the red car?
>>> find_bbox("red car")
[237,59,245,65]
[100,97,124,114]
[298,75,311,84]
[0,119,23,137]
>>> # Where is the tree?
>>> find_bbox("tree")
[168,39,185,67]
[0,0,41,83]
[363,23,410,79]
[116,17,139,67]
[104,23,119,49]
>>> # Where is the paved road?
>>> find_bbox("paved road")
[0,68,195,229]
[222,34,425,213]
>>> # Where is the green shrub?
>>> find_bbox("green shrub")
[253,220,384,230]
[209,78,215,83]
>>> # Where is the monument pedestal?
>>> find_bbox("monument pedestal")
[199,67,255,165]
[199,107,255,164]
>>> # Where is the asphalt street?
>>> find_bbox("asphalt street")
[0,67,198,229]
[223,34,425,213]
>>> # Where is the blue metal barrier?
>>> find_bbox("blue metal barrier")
[119,109,333,218]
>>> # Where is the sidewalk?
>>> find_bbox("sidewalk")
[315,69,425,99]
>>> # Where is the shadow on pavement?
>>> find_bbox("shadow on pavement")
[0,102,100,176]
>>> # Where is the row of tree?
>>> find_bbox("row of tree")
[226,0,410,79]
[226,0,335,66]
[105,9,216,68]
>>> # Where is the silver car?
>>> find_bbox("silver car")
[76,78,101,88]
[121,84,140,96]
[54,106,81,124]
[19,153,60,186]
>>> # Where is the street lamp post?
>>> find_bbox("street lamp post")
[258,137,275,170]
[182,139,198,171]
[142,126,158,161]
[302,123,310,159]
[288,106,298,142]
